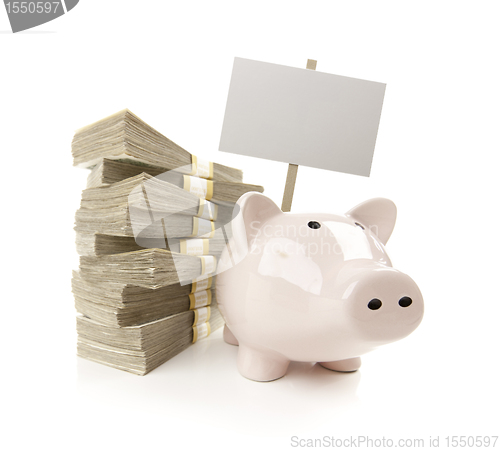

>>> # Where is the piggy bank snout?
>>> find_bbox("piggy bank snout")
[339,264,424,344]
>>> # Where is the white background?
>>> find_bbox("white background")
[1,1,499,450]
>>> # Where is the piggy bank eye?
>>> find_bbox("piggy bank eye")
[368,298,382,310]
[308,221,321,229]
[354,222,365,230]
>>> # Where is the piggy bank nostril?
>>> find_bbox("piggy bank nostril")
[367,298,382,310]
[399,296,412,307]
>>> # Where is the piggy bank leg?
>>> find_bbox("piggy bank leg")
[223,324,239,346]
[319,357,361,373]
[237,345,290,382]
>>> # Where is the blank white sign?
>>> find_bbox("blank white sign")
[219,58,386,177]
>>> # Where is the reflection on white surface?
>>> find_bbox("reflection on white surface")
[76,328,361,437]
[324,221,373,261]
[257,238,323,295]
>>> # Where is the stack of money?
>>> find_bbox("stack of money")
[72,110,263,375]
[72,109,243,182]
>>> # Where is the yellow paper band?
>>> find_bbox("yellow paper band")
[191,217,215,238]
[193,306,211,326]
[197,198,218,221]
[191,276,213,294]
[183,175,214,200]
[191,155,214,180]
[179,239,210,256]
[189,289,212,310]
[200,255,217,275]
[193,321,211,343]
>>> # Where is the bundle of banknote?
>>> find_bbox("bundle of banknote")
[77,307,224,375]
[72,110,263,375]
[72,109,242,182]
[74,172,260,239]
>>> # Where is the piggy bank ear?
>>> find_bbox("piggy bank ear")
[231,192,283,249]
[346,198,397,245]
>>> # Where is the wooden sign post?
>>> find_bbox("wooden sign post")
[281,162,298,212]
[281,59,317,212]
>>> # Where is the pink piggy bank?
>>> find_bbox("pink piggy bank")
[216,193,424,382]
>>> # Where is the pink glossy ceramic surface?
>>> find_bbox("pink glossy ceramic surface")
[216,193,424,382]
